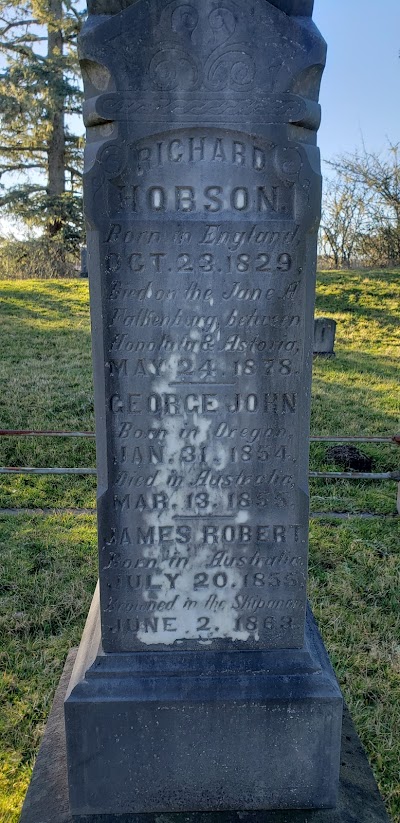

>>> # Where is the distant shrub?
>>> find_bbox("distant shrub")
[0,237,79,279]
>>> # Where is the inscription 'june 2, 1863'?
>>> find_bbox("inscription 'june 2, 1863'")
[80,0,326,653]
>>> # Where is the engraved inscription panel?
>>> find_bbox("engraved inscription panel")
[94,130,315,651]
[80,0,326,652]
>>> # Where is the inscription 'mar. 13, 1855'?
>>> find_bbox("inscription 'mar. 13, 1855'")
[80,0,326,653]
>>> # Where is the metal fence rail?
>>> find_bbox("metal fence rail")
[0,429,398,444]
[0,429,96,439]
[310,471,400,480]
[0,466,97,475]
[0,466,399,481]
[0,429,399,513]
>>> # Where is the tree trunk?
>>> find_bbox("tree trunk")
[47,0,65,230]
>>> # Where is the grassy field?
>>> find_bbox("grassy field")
[0,270,399,822]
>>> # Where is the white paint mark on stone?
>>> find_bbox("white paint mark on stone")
[134,350,254,646]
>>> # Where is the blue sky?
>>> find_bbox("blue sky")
[313,0,400,162]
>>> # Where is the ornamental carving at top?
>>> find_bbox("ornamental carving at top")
[148,2,257,93]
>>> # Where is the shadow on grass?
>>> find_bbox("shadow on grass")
[312,348,398,437]
[316,295,399,330]
[0,282,90,325]
[316,270,400,330]
[314,348,399,385]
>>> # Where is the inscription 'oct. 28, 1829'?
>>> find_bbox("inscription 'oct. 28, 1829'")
[80,0,326,652]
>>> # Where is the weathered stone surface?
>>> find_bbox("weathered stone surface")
[23,649,391,822]
[79,0,326,655]
[80,246,88,278]
[65,595,342,813]
[86,0,315,19]
[314,317,337,356]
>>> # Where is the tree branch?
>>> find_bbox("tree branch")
[0,17,39,35]
[0,147,46,153]
[66,165,82,178]
[0,42,47,59]
[0,163,44,174]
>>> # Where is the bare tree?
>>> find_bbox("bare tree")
[327,142,400,267]
[320,175,368,268]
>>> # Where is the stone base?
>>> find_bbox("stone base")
[60,590,343,815]
[20,647,392,823]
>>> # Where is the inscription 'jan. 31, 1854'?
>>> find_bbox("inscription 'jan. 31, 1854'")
[80,0,326,653]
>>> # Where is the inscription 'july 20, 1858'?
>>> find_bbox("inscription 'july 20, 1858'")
[80,0,326,652]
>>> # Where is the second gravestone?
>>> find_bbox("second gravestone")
[65,0,343,815]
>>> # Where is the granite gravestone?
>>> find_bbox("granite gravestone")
[64,0,343,815]
[80,245,88,277]
[314,317,337,357]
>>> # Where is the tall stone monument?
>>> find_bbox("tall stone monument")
[65,0,343,815]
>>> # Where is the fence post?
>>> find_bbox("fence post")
[393,435,400,515]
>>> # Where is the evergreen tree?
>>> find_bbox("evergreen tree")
[0,0,84,251]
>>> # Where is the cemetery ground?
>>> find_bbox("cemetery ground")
[0,269,399,823]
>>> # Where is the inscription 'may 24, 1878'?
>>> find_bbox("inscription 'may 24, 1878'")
[80,0,326,653]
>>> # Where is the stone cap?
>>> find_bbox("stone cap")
[87,0,314,17]
[270,0,314,14]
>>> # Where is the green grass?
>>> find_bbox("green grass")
[310,517,400,819]
[0,280,97,509]
[0,514,97,822]
[0,270,399,821]
[310,268,399,516]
